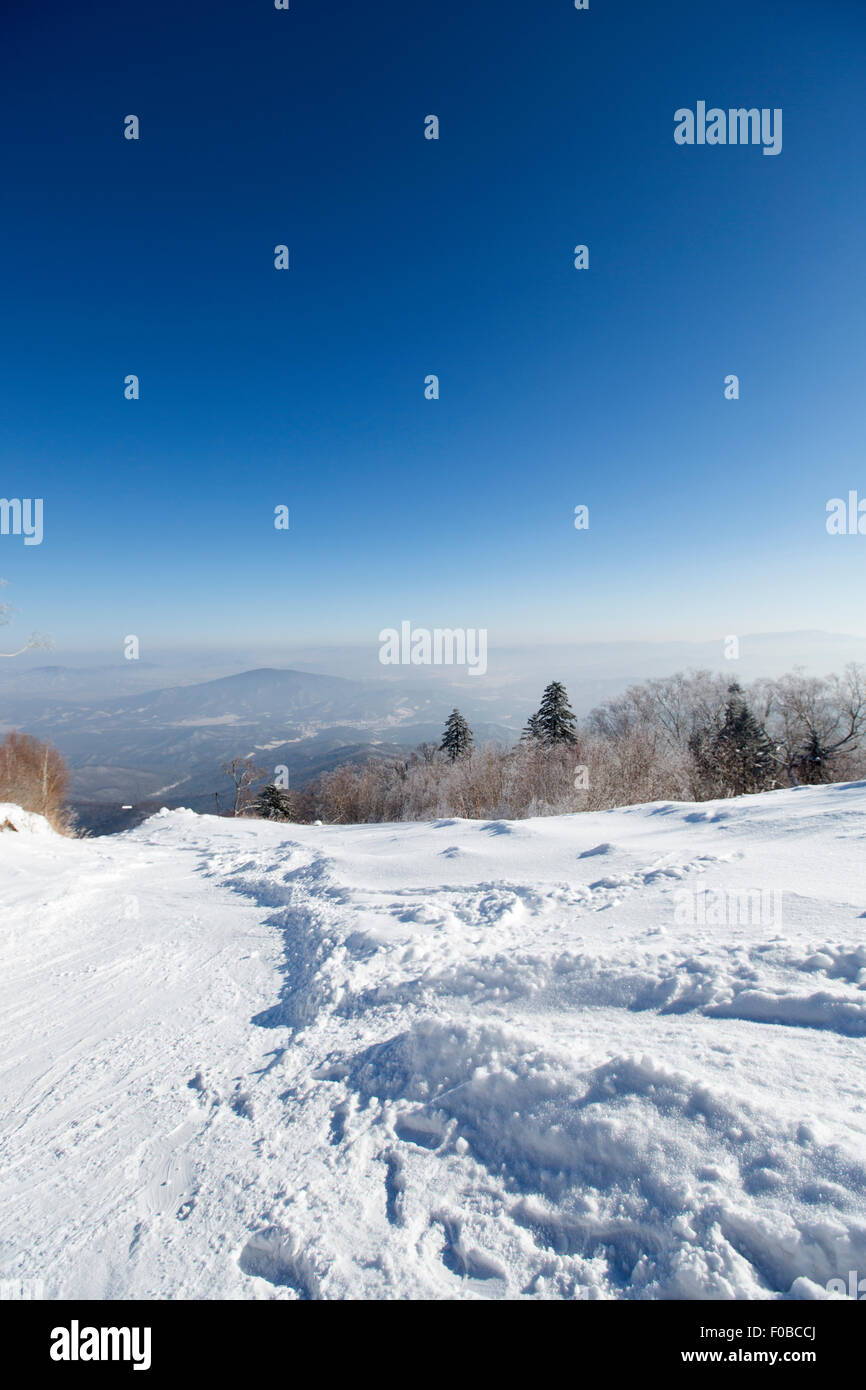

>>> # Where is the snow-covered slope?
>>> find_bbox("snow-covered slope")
[1,785,865,1300]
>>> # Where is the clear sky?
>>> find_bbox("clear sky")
[1,0,865,657]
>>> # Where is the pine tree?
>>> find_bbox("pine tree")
[711,684,776,795]
[440,709,473,762]
[535,681,578,746]
[520,713,541,742]
[793,730,833,785]
[254,783,296,821]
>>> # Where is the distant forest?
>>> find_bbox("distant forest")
[231,666,866,825]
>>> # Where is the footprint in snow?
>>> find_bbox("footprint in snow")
[239,1227,319,1298]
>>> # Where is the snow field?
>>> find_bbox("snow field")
[1,785,865,1299]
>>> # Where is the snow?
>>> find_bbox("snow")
[1,783,866,1300]
[0,802,56,836]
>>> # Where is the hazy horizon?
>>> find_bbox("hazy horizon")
[3,626,865,699]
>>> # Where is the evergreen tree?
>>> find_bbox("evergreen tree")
[711,684,776,795]
[440,709,473,762]
[520,712,541,742]
[254,783,296,821]
[793,730,834,785]
[535,681,578,746]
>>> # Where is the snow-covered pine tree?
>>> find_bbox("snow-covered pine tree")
[536,681,578,746]
[254,783,296,821]
[793,729,834,785]
[711,684,776,795]
[520,712,541,742]
[440,709,473,762]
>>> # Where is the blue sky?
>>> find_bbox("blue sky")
[1,0,865,656]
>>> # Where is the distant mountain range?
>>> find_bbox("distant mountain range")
[2,668,511,831]
[2,630,864,834]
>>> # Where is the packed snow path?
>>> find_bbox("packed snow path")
[1,785,865,1300]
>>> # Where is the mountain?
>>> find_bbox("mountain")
[2,668,511,830]
[4,631,866,833]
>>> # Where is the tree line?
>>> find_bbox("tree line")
[236,666,866,824]
[2,666,862,834]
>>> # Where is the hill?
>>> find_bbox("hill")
[4,667,510,829]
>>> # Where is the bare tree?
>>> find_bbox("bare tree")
[0,579,51,658]
[221,756,267,816]
[0,731,72,832]
[762,664,866,783]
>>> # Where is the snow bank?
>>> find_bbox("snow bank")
[0,802,56,836]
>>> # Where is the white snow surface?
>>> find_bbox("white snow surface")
[1,784,865,1301]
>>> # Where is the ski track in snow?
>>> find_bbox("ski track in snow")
[1,784,865,1300]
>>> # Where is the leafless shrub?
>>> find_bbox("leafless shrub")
[0,731,75,833]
